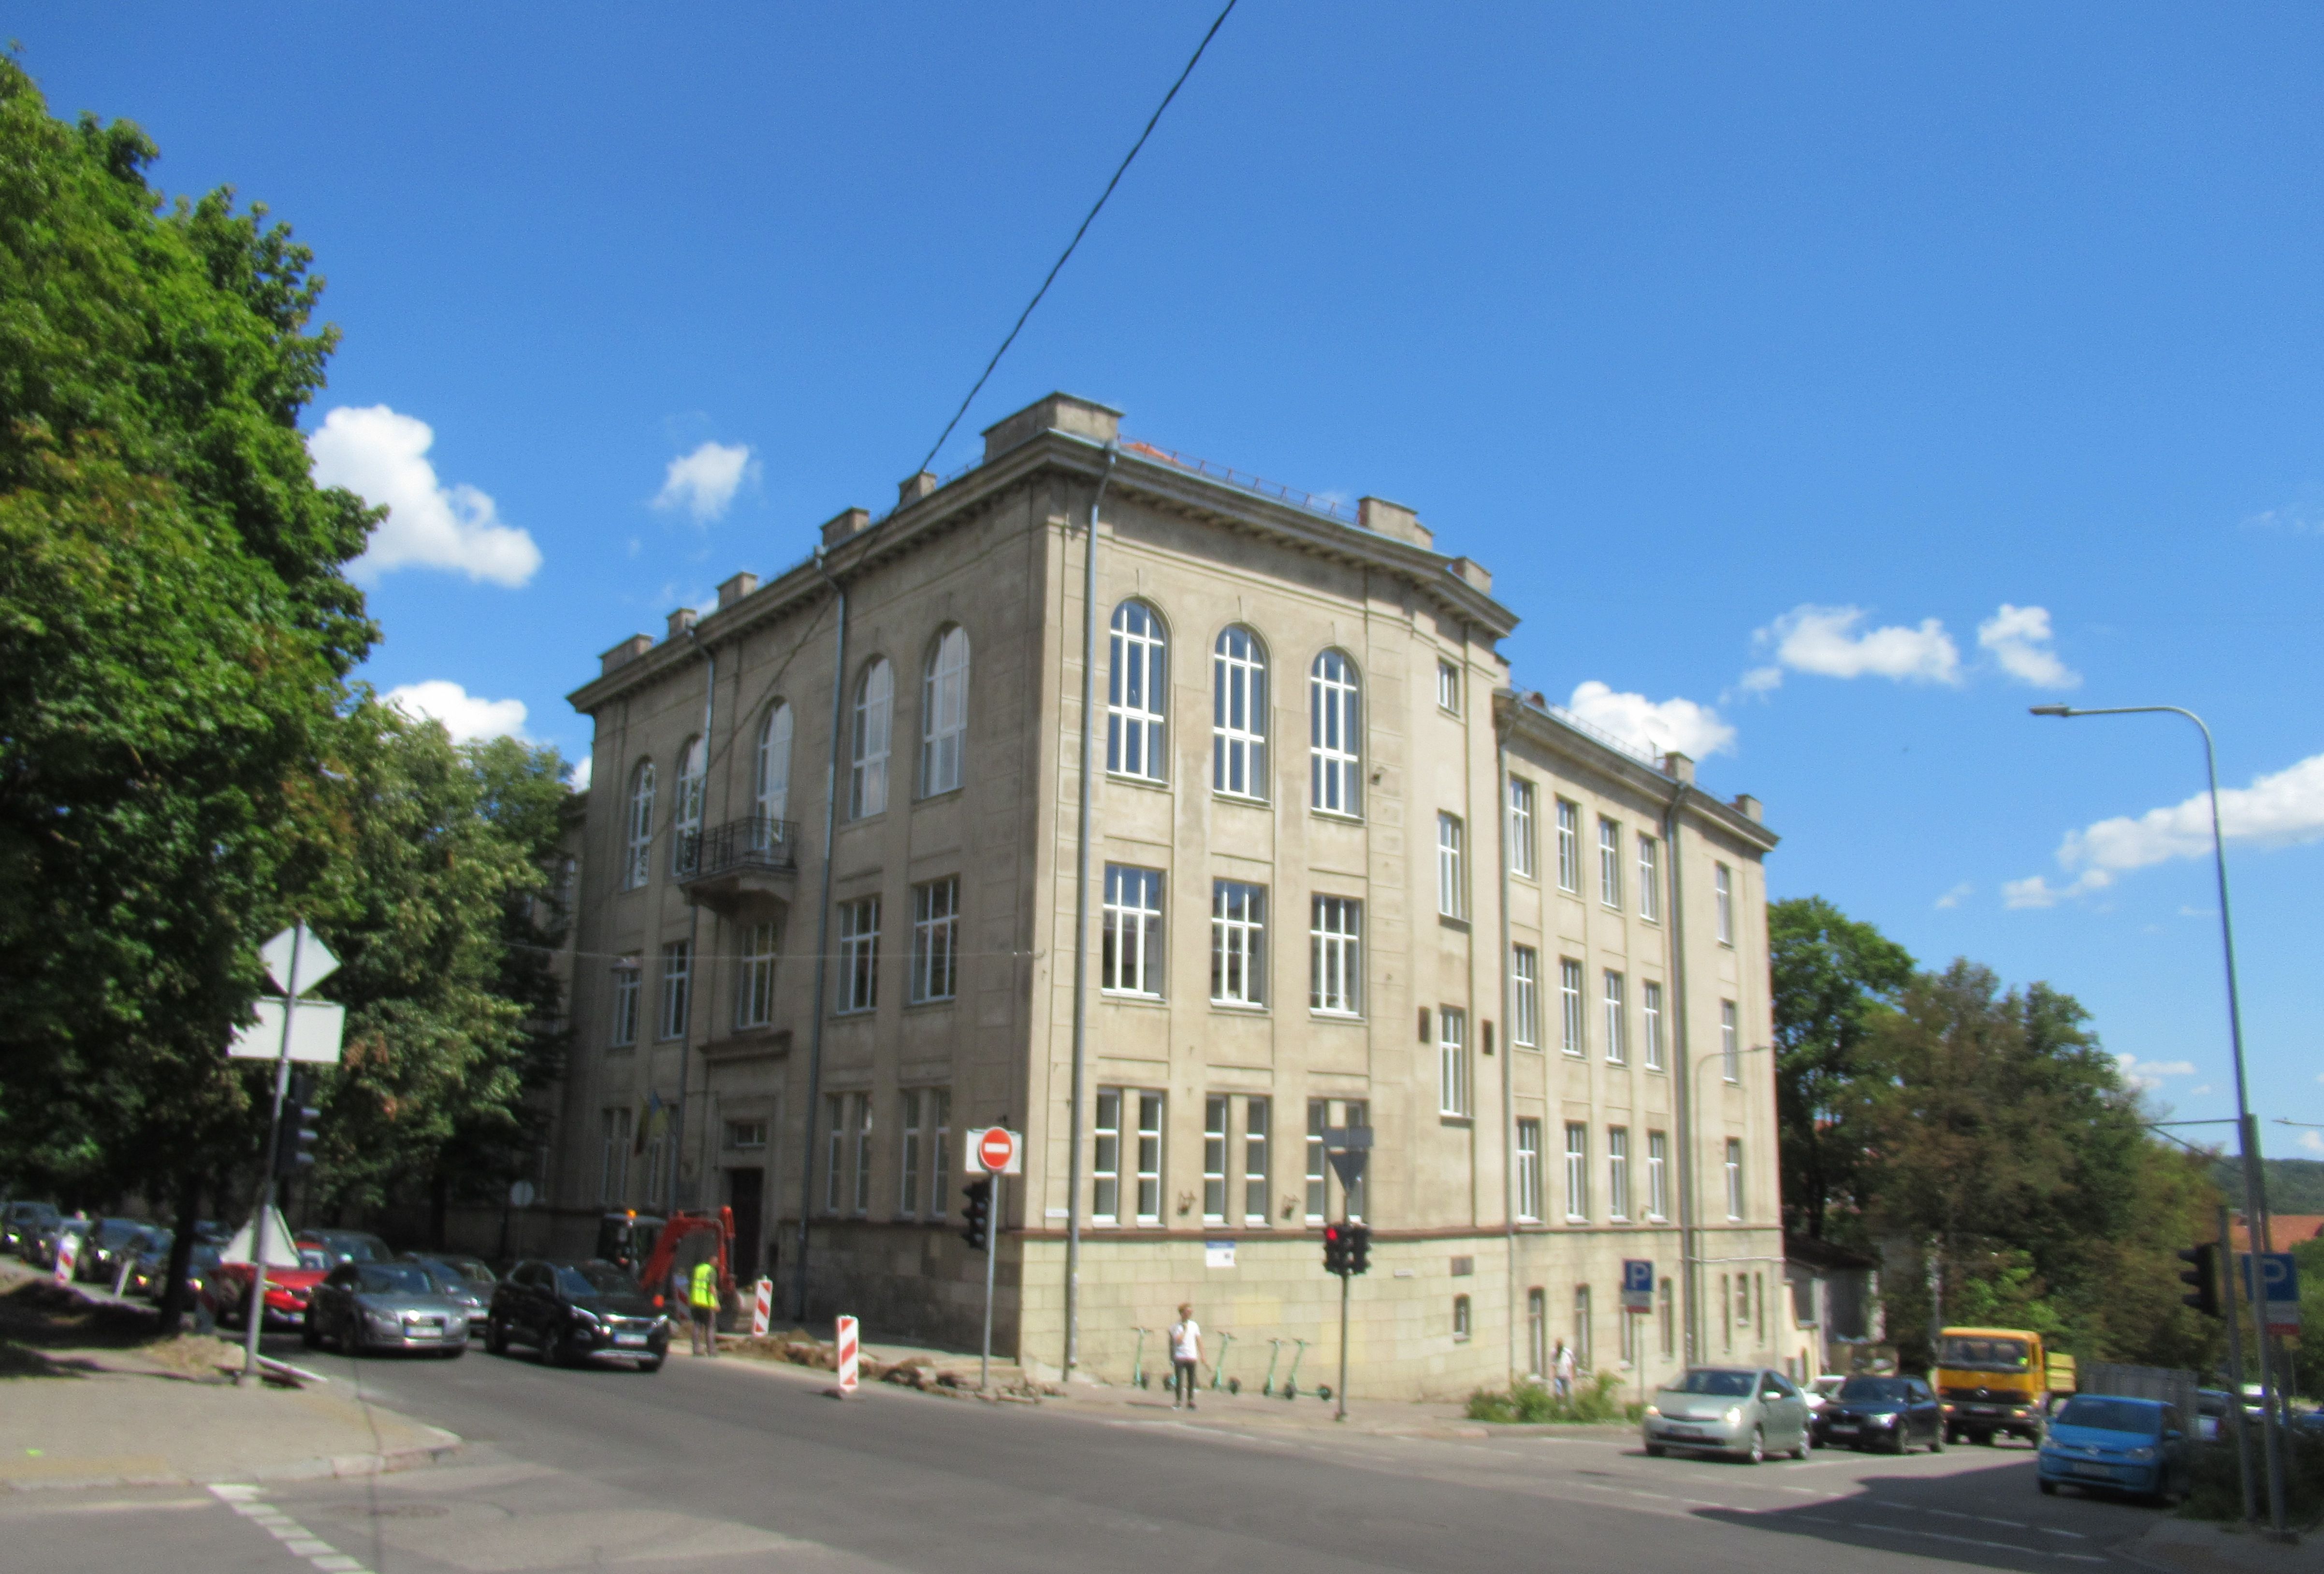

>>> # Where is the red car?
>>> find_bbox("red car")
[213,1243,330,1329]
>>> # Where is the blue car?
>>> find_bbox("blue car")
[2037,1395,2193,1503]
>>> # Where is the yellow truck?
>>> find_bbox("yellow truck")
[1935,1327,2065,1445]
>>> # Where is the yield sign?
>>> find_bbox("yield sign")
[262,924,339,996]
[1328,1149,1369,1192]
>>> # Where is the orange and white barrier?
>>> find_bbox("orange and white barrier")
[751,1277,773,1336]
[836,1314,859,1396]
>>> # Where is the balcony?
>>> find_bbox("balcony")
[674,817,799,915]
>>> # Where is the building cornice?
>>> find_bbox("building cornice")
[1493,690,1780,853]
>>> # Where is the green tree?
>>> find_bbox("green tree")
[1769,896,1914,1239]
[0,58,374,1324]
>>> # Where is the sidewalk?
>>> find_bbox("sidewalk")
[0,1262,460,1491]
[2131,1517,2322,1574]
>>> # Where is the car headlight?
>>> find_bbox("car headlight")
[2124,1446,2155,1461]
[1724,1406,1743,1425]
[367,1310,401,1333]
[1643,1404,1660,1418]
[570,1307,602,1328]
[1876,1412,1898,1426]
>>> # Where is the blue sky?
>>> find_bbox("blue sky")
[23,3,2324,1147]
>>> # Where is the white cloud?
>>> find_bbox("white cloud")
[1743,605,1961,691]
[2190,1084,2212,1096]
[311,406,542,587]
[653,441,754,522]
[1564,681,1737,761]
[567,755,593,792]
[2060,751,2324,874]
[1977,604,2079,689]
[1934,881,1973,910]
[2301,1130,2324,1156]
[383,680,529,744]
[2116,1053,2198,1093]
[2001,870,2112,909]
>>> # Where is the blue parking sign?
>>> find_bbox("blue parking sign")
[1622,1258,1654,1311]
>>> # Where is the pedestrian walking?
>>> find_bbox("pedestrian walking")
[1168,1303,1202,1410]
[688,1258,720,1357]
[1552,1338,1575,1400]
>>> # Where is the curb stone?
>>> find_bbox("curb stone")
[0,1425,463,1494]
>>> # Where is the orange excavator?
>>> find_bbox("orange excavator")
[633,1206,736,1314]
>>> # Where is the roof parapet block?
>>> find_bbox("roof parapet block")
[980,392,1122,463]
[897,471,938,506]
[600,634,653,675]
[1358,496,1433,549]
[666,607,698,641]
[1733,793,1762,822]
[1447,556,1492,593]
[819,507,872,549]
[717,571,759,610]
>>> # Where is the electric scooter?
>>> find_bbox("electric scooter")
[1208,1330,1235,1392]
[1130,1327,1152,1389]
[1260,1337,1285,1397]
[1282,1336,1309,1400]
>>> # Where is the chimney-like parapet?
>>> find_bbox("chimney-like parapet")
[600,634,653,675]
[897,471,938,506]
[1359,496,1434,549]
[979,392,1123,463]
[717,571,758,610]
[666,606,697,641]
[1447,556,1492,594]
[1662,751,1696,784]
[819,507,872,549]
[1733,793,1763,822]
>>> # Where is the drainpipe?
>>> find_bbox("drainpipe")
[1495,741,1517,1383]
[670,634,715,1219]
[1662,773,1699,1364]
[1063,443,1118,1381]
[791,549,847,1322]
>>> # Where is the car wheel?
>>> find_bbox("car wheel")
[1929,1429,1945,1453]
[2039,1479,2058,1496]
[485,1317,508,1356]
[302,1312,321,1350]
[440,1345,465,1360]
[637,1357,664,1374]
[1744,1426,1765,1465]
[1645,1444,1666,1458]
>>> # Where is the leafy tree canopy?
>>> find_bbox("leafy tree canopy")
[1770,895,1914,1239]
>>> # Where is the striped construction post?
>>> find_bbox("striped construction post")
[752,1277,773,1336]
[836,1315,860,1396]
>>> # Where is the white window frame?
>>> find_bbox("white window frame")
[658,940,691,1040]
[1563,1122,1589,1222]
[1134,1091,1164,1226]
[1598,817,1622,909]
[1555,798,1580,893]
[1602,970,1627,1065]
[671,736,706,876]
[1210,880,1267,1008]
[1637,833,1661,923]
[1308,650,1361,816]
[1211,626,1268,800]
[1305,1099,1329,1224]
[610,960,639,1047]
[1102,865,1164,997]
[1559,957,1584,1056]
[755,702,792,823]
[726,1118,768,1152]
[1721,999,1740,1083]
[1515,1118,1543,1221]
[1725,1137,1744,1221]
[1439,1006,1471,1117]
[1647,1130,1669,1221]
[1574,1284,1592,1366]
[920,626,970,797]
[837,897,879,1014]
[1436,658,1461,713]
[849,659,893,819]
[1309,895,1362,1016]
[1437,812,1467,919]
[1093,1089,1121,1224]
[1608,1126,1631,1221]
[1242,1096,1270,1226]
[1714,863,1734,945]
[1453,1293,1473,1341]
[899,1090,923,1219]
[1510,945,1539,1048]
[909,877,959,1004]
[1203,1095,1229,1225]
[1507,777,1536,878]
[851,1093,872,1216]
[624,761,656,889]
[598,1107,631,1205]
[1107,602,1167,780]
[823,1093,846,1214]
[735,921,779,1029]
[1641,980,1663,1071]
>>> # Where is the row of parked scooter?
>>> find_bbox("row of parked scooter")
[1124,1326,1336,1402]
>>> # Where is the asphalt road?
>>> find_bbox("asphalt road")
[3,1332,2187,1574]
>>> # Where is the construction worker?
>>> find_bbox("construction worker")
[688,1258,719,1357]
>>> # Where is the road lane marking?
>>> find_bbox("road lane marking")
[0,1497,213,1516]
[206,1485,375,1574]
[2040,1528,2088,1539]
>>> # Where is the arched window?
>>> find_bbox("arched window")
[624,759,656,889]
[921,626,970,796]
[1211,626,1268,798]
[850,658,893,818]
[754,702,792,846]
[1309,650,1361,816]
[670,735,705,874]
[1107,601,1167,780]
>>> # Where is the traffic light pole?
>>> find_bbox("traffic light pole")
[1335,1247,1350,1423]
[981,1173,1001,1394]
[2220,1202,2256,1527]
[238,923,309,1387]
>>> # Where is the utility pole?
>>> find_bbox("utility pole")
[240,923,310,1385]
[2220,1202,2257,1526]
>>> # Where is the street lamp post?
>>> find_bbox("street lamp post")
[2029,703,2291,1540]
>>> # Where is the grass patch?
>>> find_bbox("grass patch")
[1467,1371,1636,1424]
[2179,1426,2324,1529]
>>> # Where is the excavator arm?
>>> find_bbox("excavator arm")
[635,1207,735,1312]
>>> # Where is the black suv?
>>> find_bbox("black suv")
[487,1259,668,1372]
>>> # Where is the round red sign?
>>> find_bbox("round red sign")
[977,1127,1017,1172]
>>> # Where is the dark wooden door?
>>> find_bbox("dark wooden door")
[726,1168,764,1285]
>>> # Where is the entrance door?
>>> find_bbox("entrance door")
[726,1168,764,1285]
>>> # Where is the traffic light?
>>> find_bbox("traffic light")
[1347,1223,1371,1277]
[960,1177,992,1252]
[274,1073,320,1179]
[2178,1242,2220,1318]
[1322,1223,1350,1275]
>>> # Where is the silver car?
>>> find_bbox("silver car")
[1643,1366,1813,1463]
[302,1261,470,1357]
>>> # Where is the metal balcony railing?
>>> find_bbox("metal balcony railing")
[673,817,799,883]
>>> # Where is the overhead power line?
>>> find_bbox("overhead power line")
[913,0,1240,477]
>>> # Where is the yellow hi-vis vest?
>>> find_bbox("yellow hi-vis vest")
[689,1262,718,1309]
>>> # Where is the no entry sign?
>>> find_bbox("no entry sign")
[968,1126,1023,1175]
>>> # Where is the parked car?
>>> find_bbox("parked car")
[77,1217,154,1284]
[2196,1388,2231,1443]
[214,1240,332,1330]
[30,1216,90,1271]
[1642,1367,1812,1463]
[113,1227,171,1292]
[487,1259,669,1372]
[1815,1374,1945,1454]
[298,1230,393,1268]
[1804,1374,1847,1418]
[303,1262,470,1357]
[399,1255,493,1338]
[2,1200,60,1257]
[131,1240,221,1301]
[2037,1394,2194,1503]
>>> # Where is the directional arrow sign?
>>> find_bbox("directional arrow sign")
[227,999,346,1064]
[261,924,339,997]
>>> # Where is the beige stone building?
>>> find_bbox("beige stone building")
[544,392,1788,1397]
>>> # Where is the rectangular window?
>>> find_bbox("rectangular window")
[1714,863,1734,945]
[735,922,779,1029]
[1135,1092,1164,1225]
[1602,971,1627,1064]
[1093,1089,1121,1224]
[899,1091,923,1218]
[1598,818,1622,909]
[1721,999,1740,1082]
[1437,812,1466,918]
[1437,658,1461,713]
[1559,958,1584,1055]
[1515,1118,1542,1221]
[1203,1096,1229,1224]
[1507,777,1536,878]
[598,1108,631,1205]
[1309,651,1361,816]
[1101,865,1164,997]
[1305,1100,1328,1223]
[1210,880,1267,1007]
[909,877,959,1004]
[928,1089,950,1218]
[1621,1286,1640,1365]
[1211,631,1268,800]
[1564,1122,1589,1221]
[1647,1130,1669,1221]
[1641,981,1664,1070]
[725,1118,768,1151]
[823,1093,845,1214]
[1309,895,1362,1016]
[658,940,691,1040]
[1721,1273,1733,1350]
[1510,946,1539,1048]
[837,898,879,1014]
[1453,1293,1473,1341]
[851,1093,873,1216]
[1637,834,1661,923]
[1573,1285,1593,1367]
[1528,1287,1547,1377]
[1726,1137,1744,1220]
[610,961,640,1047]
[1243,1097,1270,1225]
[1555,799,1580,892]
[1438,1007,1471,1117]
[1107,605,1167,780]
[1607,1126,1631,1221]
[1659,1276,1675,1357]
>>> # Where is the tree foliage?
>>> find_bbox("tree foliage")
[1770,896,1915,1239]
